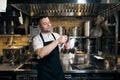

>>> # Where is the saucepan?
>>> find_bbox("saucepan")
[68,26,82,37]
[52,26,66,35]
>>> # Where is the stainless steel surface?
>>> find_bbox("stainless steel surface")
[69,26,82,37]
[53,26,66,35]
[17,63,37,70]
[11,4,120,17]
[114,11,119,66]
[2,46,27,64]
[84,21,91,36]
[15,57,117,73]
[0,63,19,71]
[7,0,120,4]
[29,26,40,42]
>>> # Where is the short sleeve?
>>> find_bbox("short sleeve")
[32,35,43,51]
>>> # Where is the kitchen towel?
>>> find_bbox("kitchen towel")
[0,0,7,12]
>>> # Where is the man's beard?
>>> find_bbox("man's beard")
[42,29,51,33]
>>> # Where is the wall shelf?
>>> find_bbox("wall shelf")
[69,36,115,39]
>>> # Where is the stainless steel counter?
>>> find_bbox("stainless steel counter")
[0,61,119,80]
[0,56,118,74]
[14,63,117,74]
[64,69,117,74]
[0,63,20,71]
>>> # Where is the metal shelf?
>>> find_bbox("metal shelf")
[0,35,21,36]
[69,36,115,39]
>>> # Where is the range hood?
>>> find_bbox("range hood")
[8,0,120,4]
[10,0,120,17]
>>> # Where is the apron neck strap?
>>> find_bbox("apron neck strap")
[39,33,56,42]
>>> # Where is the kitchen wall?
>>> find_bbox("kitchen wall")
[0,35,29,56]
[51,18,84,32]
[0,17,85,56]
[0,17,83,55]
[51,17,85,33]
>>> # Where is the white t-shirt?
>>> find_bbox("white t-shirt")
[32,32,60,51]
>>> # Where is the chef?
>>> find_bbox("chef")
[32,16,70,80]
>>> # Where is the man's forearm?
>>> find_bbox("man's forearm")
[36,40,59,58]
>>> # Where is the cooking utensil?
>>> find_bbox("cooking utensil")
[53,26,66,35]
[69,26,82,37]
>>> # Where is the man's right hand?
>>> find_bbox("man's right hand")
[56,35,68,44]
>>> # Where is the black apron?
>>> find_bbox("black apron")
[37,33,65,80]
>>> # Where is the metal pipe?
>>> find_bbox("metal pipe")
[114,11,119,69]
